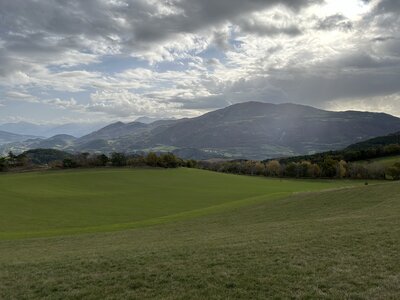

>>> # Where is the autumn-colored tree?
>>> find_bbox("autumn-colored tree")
[336,160,347,178]
[266,160,281,177]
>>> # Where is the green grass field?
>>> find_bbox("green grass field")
[363,155,400,167]
[0,168,361,239]
[0,168,398,299]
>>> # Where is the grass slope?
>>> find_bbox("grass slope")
[0,168,361,239]
[363,155,400,167]
[0,181,398,299]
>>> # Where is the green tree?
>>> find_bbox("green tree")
[146,152,158,167]
[158,153,179,168]
[387,162,400,180]
[111,152,127,167]
[320,158,337,178]
[62,158,78,168]
[97,154,109,166]
[186,159,197,168]
[285,162,298,177]
[127,156,146,167]
[77,152,90,167]
[7,151,16,167]
[15,153,29,167]
[8,151,16,160]
[0,157,8,171]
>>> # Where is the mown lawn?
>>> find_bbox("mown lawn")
[0,168,361,239]
[0,169,398,299]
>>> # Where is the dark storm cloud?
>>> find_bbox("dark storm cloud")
[204,0,400,111]
[364,0,400,28]
[174,44,400,111]
[371,36,395,42]
[375,0,400,13]
[237,19,302,36]
[176,62,400,110]
[0,0,322,78]
[128,0,316,43]
[267,66,400,103]
[1,0,400,120]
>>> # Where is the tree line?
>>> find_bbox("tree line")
[198,158,400,180]
[278,144,400,165]
[1,145,400,180]
[197,144,400,181]
[0,150,197,171]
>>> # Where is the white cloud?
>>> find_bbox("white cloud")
[5,91,37,100]
[0,0,400,122]
[326,93,400,116]
[87,89,200,118]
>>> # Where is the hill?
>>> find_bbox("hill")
[0,168,357,239]
[0,130,37,145]
[144,103,400,154]
[35,134,76,149]
[0,134,76,155]
[346,131,400,150]
[4,102,400,159]
[276,131,400,165]
[78,102,400,159]
[0,121,106,138]
[23,148,73,165]
[0,169,397,298]
[364,155,400,166]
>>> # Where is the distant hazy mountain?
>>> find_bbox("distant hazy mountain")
[76,122,148,143]
[46,123,107,138]
[0,122,107,138]
[4,102,400,159]
[0,122,45,137]
[0,134,76,155]
[35,134,77,149]
[0,130,38,146]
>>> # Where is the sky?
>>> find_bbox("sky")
[0,0,399,124]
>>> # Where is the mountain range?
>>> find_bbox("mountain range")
[2,102,400,159]
[0,131,38,146]
[0,122,106,138]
